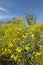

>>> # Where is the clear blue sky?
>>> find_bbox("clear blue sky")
[0,0,43,21]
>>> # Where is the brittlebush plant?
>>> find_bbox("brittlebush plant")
[0,17,43,65]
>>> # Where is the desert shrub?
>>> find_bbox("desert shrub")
[0,18,43,65]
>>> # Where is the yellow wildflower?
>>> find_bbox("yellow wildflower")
[35,52,41,56]
[14,55,18,61]
[22,35,27,38]
[8,41,13,47]
[10,55,14,59]
[31,34,34,38]
[16,47,22,52]
[25,45,29,51]
[39,45,43,50]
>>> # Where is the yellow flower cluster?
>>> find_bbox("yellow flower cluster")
[10,55,18,61]
[0,18,43,65]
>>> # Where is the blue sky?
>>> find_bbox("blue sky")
[0,0,43,21]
